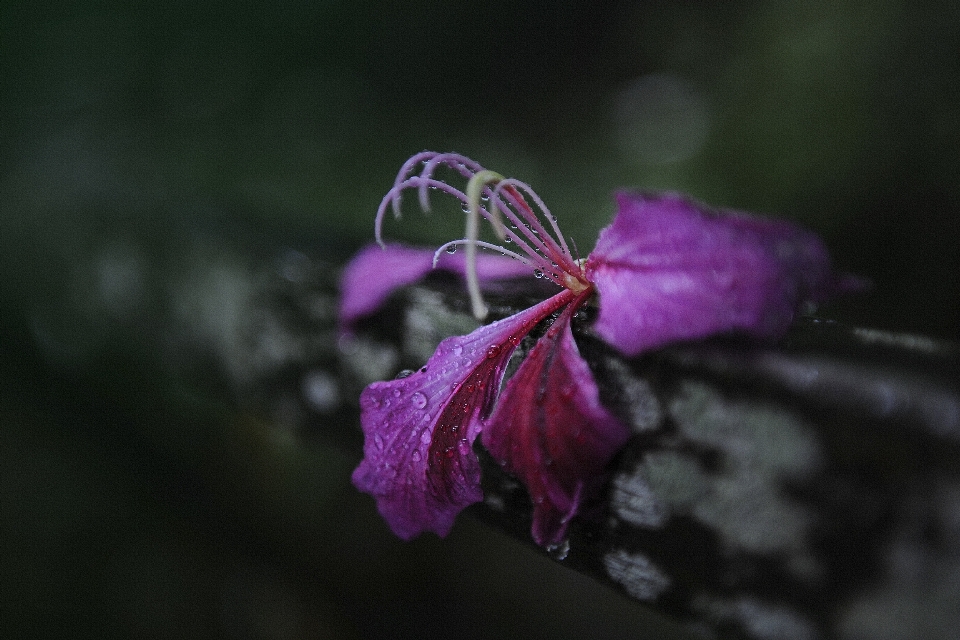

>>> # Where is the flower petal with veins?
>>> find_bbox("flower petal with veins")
[352,289,576,539]
[482,293,631,546]
[585,192,840,356]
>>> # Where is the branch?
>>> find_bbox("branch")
[342,275,960,640]
[145,243,958,640]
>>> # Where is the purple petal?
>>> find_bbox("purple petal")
[352,289,576,539]
[585,192,841,356]
[339,244,535,329]
[482,297,631,546]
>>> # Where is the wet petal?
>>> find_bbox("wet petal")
[585,192,841,356]
[352,290,576,539]
[482,298,631,546]
[339,244,535,328]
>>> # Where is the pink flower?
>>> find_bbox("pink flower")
[342,152,847,546]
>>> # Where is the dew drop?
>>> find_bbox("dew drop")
[411,392,428,409]
[392,388,402,398]
[546,539,570,561]
[420,430,432,445]
[480,193,490,202]
[486,345,501,359]
[453,345,463,356]
[504,236,512,243]
[395,369,414,379]
[445,245,457,254]
[444,446,456,458]
[534,269,544,279]
[457,438,471,455]
[374,434,384,450]
[461,203,471,214]
[411,450,421,462]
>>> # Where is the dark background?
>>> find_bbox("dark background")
[2,1,958,638]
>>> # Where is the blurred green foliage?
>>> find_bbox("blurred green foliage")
[1,1,958,638]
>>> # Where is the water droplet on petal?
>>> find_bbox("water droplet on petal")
[486,345,501,359]
[461,203,471,214]
[457,438,471,455]
[411,392,428,409]
[444,446,455,458]
[395,369,414,379]
[534,269,544,279]
[420,430,432,445]
[411,450,421,462]
[374,434,384,450]
[445,245,457,254]
[392,388,401,398]
[453,345,463,356]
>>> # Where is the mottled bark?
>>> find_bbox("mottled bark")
[337,273,960,640]
[160,245,958,640]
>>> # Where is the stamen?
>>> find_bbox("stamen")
[418,153,485,213]
[433,240,535,269]
[467,170,508,240]
[491,180,577,275]
[376,177,470,247]
[390,151,436,217]
[374,151,591,317]
[464,170,507,320]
